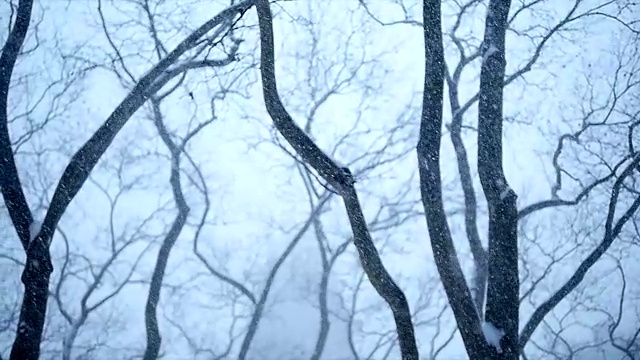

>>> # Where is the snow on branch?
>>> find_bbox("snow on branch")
[482,43,499,64]
[482,321,504,353]
[28,220,42,242]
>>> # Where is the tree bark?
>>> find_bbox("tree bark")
[9,238,52,360]
[418,0,489,357]
[0,0,34,251]
[0,2,53,359]
[476,0,518,358]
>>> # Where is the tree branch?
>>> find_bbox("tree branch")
[254,1,418,358]
[6,3,252,359]
[519,154,640,350]
[417,0,487,357]
[142,98,191,360]
[37,1,251,249]
[477,0,519,358]
[236,194,330,360]
[518,154,633,220]
[0,0,35,250]
[445,71,487,317]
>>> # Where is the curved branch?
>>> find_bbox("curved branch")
[0,0,35,250]
[607,260,637,359]
[37,0,252,250]
[519,154,640,349]
[254,1,418,358]
[142,99,191,360]
[254,0,353,195]
[187,146,257,305]
[518,154,633,220]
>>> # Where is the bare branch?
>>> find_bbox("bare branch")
[255,0,418,358]
[520,154,640,349]
[0,0,34,249]
[518,154,633,219]
[477,0,519,357]
[237,194,331,360]
[418,0,485,356]
[38,1,252,248]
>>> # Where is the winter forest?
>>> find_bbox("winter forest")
[1,0,639,359]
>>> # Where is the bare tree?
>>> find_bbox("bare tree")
[253,0,421,358]
[3,0,639,358]
[255,0,640,359]
[1,0,251,358]
[84,1,252,357]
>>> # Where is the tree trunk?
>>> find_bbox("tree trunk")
[10,238,53,360]
[477,0,518,358]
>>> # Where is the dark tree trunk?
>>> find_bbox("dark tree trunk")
[0,1,53,359]
[10,237,53,360]
[0,0,35,252]
[477,0,518,358]
[418,0,490,358]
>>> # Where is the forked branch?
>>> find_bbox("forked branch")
[519,154,640,349]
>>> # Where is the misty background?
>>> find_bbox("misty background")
[1,0,639,359]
